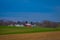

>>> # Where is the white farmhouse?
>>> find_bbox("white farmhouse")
[15,24,24,27]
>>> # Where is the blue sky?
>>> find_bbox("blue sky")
[0,0,60,22]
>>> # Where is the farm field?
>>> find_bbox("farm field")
[0,26,60,40]
[0,26,60,35]
[0,31,60,40]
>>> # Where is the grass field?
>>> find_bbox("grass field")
[0,26,60,35]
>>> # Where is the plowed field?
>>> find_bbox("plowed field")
[0,31,60,40]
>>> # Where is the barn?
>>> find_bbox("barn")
[24,23,32,27]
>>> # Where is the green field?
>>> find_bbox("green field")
[0,26,60,35]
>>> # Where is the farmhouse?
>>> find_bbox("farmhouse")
[24,23,32,27]
[8,24,14,26]
[15,24,24,27]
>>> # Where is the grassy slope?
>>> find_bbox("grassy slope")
[0,26,60,35]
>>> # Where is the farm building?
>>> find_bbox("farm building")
[15,24,24,27]
[24,23,32,27]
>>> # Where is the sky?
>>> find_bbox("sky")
[0,0,60,22]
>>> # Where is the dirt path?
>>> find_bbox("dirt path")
[0,31,60,40]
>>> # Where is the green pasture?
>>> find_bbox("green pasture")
[0,26,60,35]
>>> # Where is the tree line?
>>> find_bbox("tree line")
[0,19,60,28]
